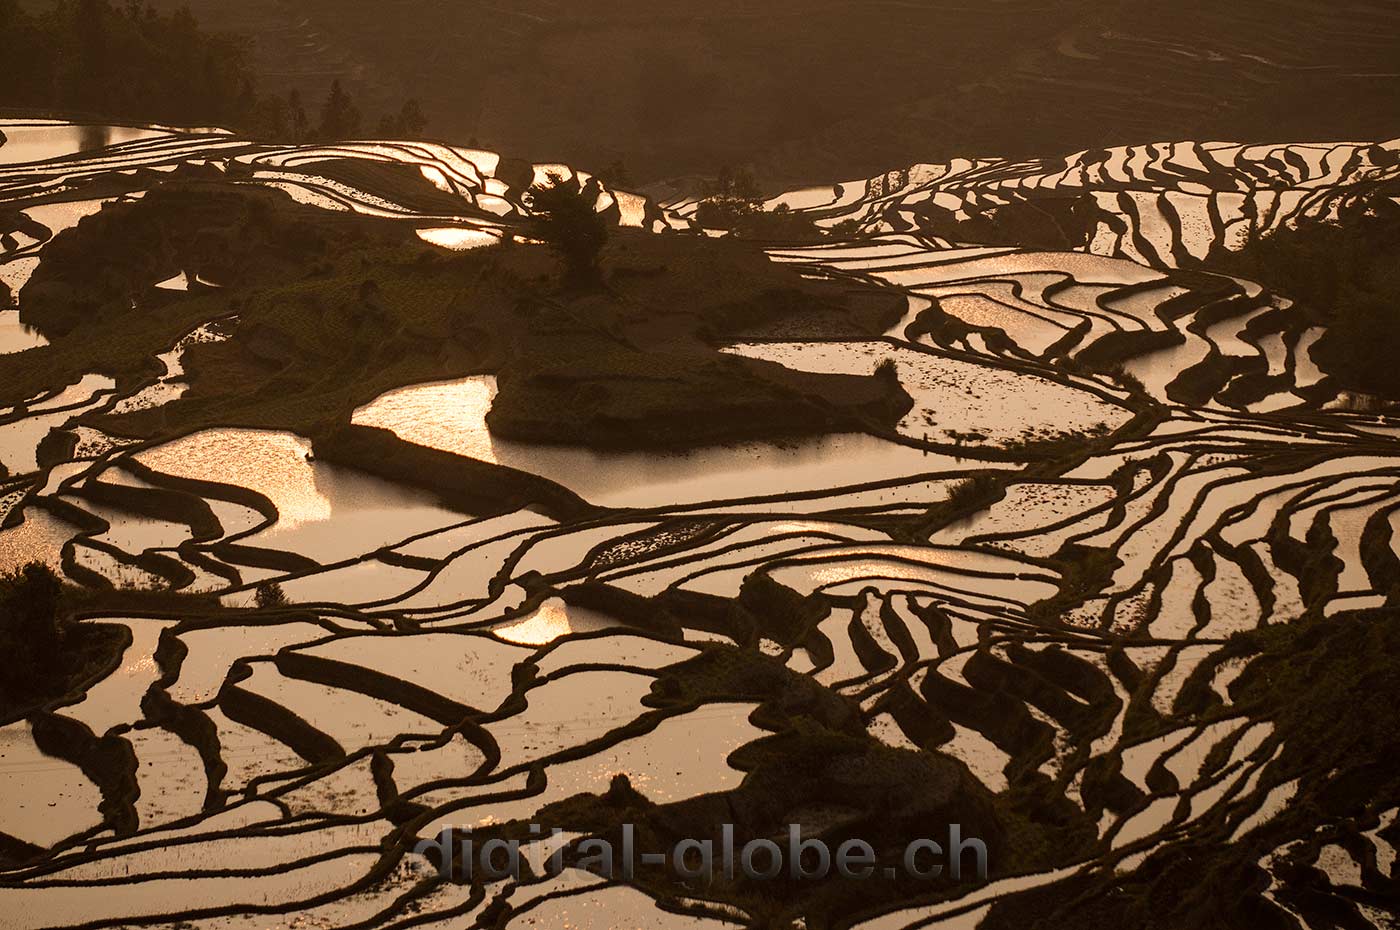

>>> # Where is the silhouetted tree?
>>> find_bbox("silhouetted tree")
[248,91,289,139]
[599,159,631,189]
[709,165,760,201]
[397,99,427,137]
[525,172,609,289]
[287,90,311,142]
[317,79,361,141]
[715,165,734,199]
[255,581,290,608]
[235,78,258,126]
[733,167,761,201]
[0,0,259,130]
[375,99,428,139]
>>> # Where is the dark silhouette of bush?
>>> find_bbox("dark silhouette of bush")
[947,473,1004,510]
[697,201,824,242]
[695,179,824,242]
[525,172,609,289]
[254,581,290,609]
[708,165,761,201]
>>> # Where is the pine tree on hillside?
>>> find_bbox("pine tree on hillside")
[317,79,361,141]
[288,90,311,142]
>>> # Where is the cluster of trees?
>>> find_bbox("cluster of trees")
[693,164,822,241]
[694,164,762,229]
[244,80,422,143]
[1207,197,1400,398]
[0,0,427,142]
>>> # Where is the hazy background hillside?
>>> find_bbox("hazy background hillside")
[145,0,1400,188]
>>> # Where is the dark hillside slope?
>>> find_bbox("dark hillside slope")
[149,0,1400,185]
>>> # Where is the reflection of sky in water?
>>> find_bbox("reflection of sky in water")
[490,597,613,645]
[0,123,167,166]
[134,428,466,563]
[354,376,952,508]
[0,374,115,474]
[0,309,47,355]
[415,227,501,250]
[0,722,105,848]
[19,199,108,240]
[136,430,331,527]
[0,508,80,575]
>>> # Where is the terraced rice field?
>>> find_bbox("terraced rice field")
[0,122,1397,928]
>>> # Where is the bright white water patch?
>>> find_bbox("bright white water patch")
[416,227,503,250]
[354,376,959,508]
[354,377,499,462]
[612,190,650,227]
[18,198,108,240]
[489,597,618,645]
[154,270,190,290]
[419,164,453,192]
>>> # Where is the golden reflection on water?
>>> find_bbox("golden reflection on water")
[0,509,75,575]
[352,375,949,509]
[491,598,578,645]
[418,165,453,192]
[414,227,501,251]
[135,430,332,528]
[352,377,498,463]
[0,123,167,166]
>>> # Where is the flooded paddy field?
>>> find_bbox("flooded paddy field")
[0,121,1398,929]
